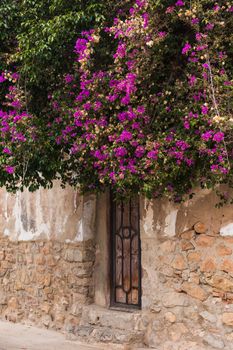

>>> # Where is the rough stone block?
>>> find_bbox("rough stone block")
[187,251,201,263]
[168,323,188,342]
[194,222,207,234]
[164,311,176,323]
[0,251,5,260]
[203,334,224,349]
[180,230,196,240]
[216,244,232,256]
[222,312,233,326]
[171,254,187,270]
[196,235,214,247]
[189,272,200,284]
[64,249,83,262]
[200,258,216,273]
[220,259,233,274]
[200,311,216,323]
[162,292,189,307]
[181,240,195,251]
[41,314,52,327]
[181,282,208,301]
[207,275,233,292]
[0,292,7,305]
[160,240,176,254]
[35,254,45,265]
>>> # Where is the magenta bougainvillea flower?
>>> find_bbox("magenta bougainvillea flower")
[0,0,232,201]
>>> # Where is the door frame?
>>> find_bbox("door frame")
[109,191,142,310]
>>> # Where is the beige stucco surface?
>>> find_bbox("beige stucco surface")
[0,181,96,242]
[142,188,233,239]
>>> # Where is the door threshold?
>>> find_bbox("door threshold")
[109,305,141,313]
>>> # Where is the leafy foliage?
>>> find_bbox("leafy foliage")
[0,0,116,113]
[0,0,233,203]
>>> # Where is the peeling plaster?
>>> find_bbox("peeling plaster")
[0,182,96,242]
[220,223,233,237]
[164,209,178,237]
[143,200,155,238]
[12,191,49,241]
[76,196,96,241]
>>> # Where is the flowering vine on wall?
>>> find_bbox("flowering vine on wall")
[0,0,233,201]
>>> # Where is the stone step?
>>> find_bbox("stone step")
[76,305,146,346]
[75,325,144,346]
[80,305,143,331]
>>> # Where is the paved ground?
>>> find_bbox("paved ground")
[0,321,125,350]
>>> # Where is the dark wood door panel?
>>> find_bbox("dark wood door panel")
[110,194,141,309]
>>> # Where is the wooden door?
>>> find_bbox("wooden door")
[110,194,141,309]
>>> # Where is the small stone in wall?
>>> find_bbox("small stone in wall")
[187,251,201,263]
[181,282,208,301]
[46,255,57,266]
[54,313,66,329]
[183,306,200,322]
[182,270,189,281]
[5,253,15,263]
[225,332,233,342]
[168,323,188,342]
[194,222,207,234]
[164,312,176,323]
[162,292,189,308]
[222,313,233,326]
[171,254,187,270]
[199,311,216,323]
[181,240,195,251]
[64,249,82,262]
[189,272,200,285]
[7,297,18,310]
[150,305,161,313]
[0,292,7,305]
[35,254,45,265]
[207,275,233,292]
[41,302,51,314]
[41,315,52,328]
[224,238,233,246]
[36,274,51,287]
[196,234,215,247]
[200,258,216,273]
[220,259,233,274]
[15,280,23,291]
[216,244,232,256]
[180,230,195,240]
[203,334,224,349]
[160,240,176,254]
[159,265,174,277]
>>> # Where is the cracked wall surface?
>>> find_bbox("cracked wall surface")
[0,186,233,348]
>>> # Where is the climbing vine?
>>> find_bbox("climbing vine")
[0,0,233,201]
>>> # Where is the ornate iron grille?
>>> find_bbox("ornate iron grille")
[110,194,141,309]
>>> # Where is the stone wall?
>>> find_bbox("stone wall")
[0,237,95,332]
[2,184,233,349]
[0,184,97,334]
[141,190,233,349]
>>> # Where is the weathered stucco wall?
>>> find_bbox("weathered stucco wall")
[140,189,233,349]
[1,184,233,348]
[0,181,96,242]
[0,183,97,333]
